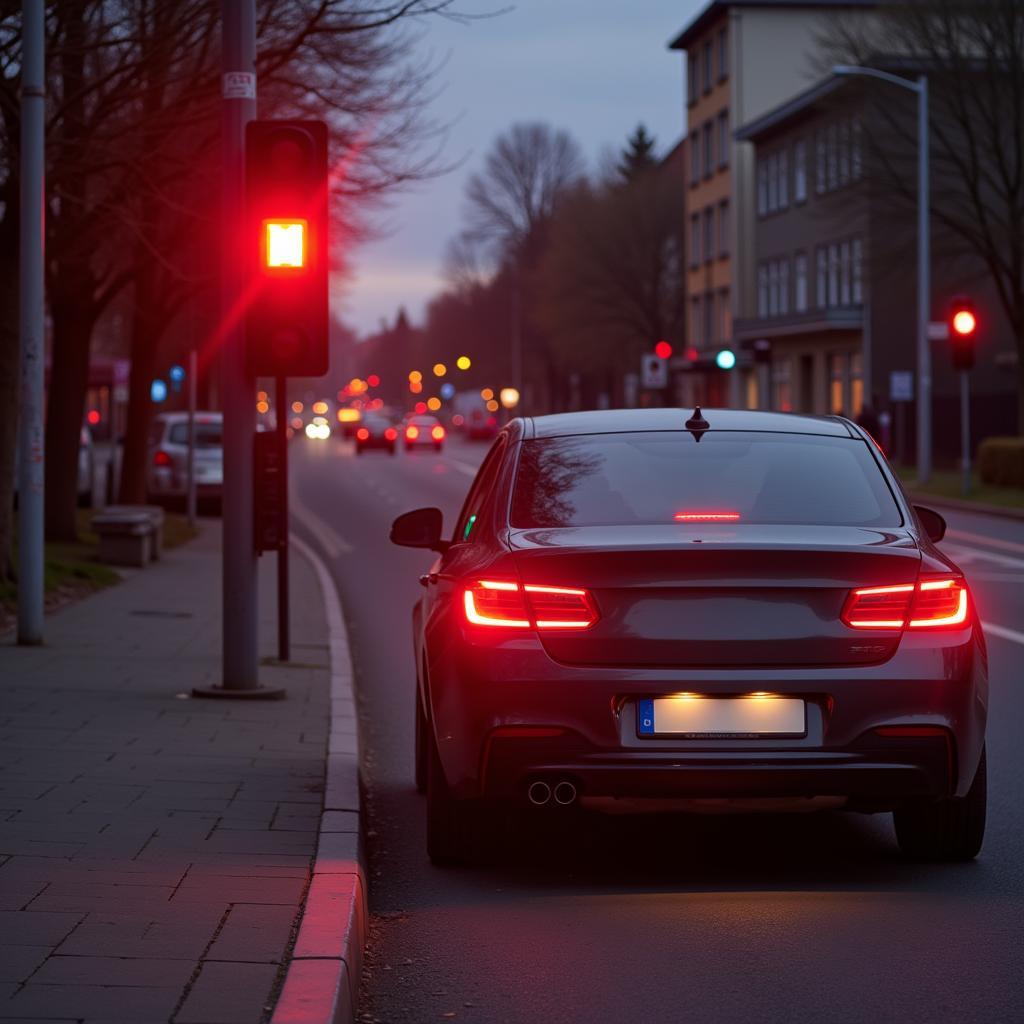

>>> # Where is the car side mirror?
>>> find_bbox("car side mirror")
[390,507,448,552]
[913,505,947,543]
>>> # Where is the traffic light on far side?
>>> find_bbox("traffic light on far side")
[246,120,328,377]
[948,295,977,372]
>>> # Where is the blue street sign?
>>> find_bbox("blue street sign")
[150,379,168,403]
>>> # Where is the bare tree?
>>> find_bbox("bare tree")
[821,0,1024,432]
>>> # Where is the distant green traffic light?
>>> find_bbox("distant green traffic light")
[716,349,736,370]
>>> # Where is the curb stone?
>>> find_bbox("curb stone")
[271,535,365,1024]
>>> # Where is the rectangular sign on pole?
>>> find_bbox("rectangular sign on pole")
[641,354,668,389]
[889,371,914,402]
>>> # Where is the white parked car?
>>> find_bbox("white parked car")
[147,411,223,502]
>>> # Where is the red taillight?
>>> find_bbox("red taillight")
[674,511,741,522]
[431,425,445,441]
[384,427,397,441]
[463,580,598,631]
[153,450,173,468]
[842,578,968,630]
[356,427,369,441]
[406,425,419,440]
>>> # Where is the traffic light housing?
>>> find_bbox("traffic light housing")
[948,295,977,372]
[245,120,328,377]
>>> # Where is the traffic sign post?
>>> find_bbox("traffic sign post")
[948,297,978,495]
[641,353,668,390]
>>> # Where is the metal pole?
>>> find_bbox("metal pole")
[204,0,265,695]
[17,0,45,646]
[960,370,971,496]
[276,376,289,662]
[186,348,197,528]
[916,75,931,483]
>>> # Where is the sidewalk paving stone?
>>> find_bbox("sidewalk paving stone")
[0,522,332,1022]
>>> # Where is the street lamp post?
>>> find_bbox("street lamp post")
[833,65,930,482]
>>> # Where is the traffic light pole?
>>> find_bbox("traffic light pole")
[960,370,971,496]
[17,0,45,646]
[195,0,282,699]
[276,375,290,663]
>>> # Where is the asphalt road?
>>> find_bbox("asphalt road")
[290,434,1024,1024]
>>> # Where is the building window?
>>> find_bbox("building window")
[690,295,702,347]
[717,110,729,169]
[839,118,851,185]
[815,130,826,194]
[758,264,769,317]
[702,40,713,93]
[828,353,846,414]
[795,251,808,312]
[852,237,864,302]
[717,27,728,80]
[840,240,852,305]
[703,207,714,264]
[794,140,807,203]
[779,258,790,315]
[767,153,778,213]
[827,122,839,191]
[757,160,768,216]
[719,288,731,341]
[690,134,701,185]
[703,289,714,344]
[852,120,863,180]
[778,149,789,209]
[816,246,827,308]
[688,51,699,106]
[850,351,864,416]
[828,242,840,307]
[689,213,701,267]
[768,261,780,316]
[703,121,713,177]
[718,199,729,257]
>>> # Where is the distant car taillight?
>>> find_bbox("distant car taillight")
[385,427,397,441]
[356,428,370,441]
[842,577,968,630]
[153,450,173,468]
[431,425,445,441]
[463,580,598,631]
[406,425,419,440]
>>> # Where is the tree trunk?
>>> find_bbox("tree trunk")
[0,206,19,580]
[44,282,95,542]
[119,259,166,504]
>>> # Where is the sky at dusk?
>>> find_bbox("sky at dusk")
[335,0,704,337]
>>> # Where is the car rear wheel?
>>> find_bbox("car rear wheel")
[894,746,986,862]
[426,725,491,866]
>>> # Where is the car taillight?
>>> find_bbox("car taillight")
[463,580,598,631]
[842,577,968,630]
[153,450,173,468]
[406,425,419,440]
[431,425,445,441]
[385,427,397,441]
[356,428,369,441]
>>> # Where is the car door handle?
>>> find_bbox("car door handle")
[419,573,438,587]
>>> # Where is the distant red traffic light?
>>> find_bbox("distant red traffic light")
[952,310,976,336]
[654,340,672,360]
[948,296,977,371]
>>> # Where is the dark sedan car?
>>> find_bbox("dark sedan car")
[355,414,399,455]
[391,408,987,866]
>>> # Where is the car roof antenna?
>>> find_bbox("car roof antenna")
[685,406,710,442]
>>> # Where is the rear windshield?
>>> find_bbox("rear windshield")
[511,431,902,528]
[167,422,222,447]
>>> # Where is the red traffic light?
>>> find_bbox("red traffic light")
[654,340,672,360]
[948,296,977,371]
[264,219,307,269]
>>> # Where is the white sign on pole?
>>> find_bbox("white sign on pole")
[889,370,914,402]
[641,354,668,389]
[927,321,950,341]
[222,72,256,99]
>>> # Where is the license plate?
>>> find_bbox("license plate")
[638,696,806,737]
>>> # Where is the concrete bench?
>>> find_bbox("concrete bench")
[99,504,165,559]
[91,507,160,567]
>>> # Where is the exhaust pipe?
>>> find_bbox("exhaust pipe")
[553,780,578,806]
[527,780,551,806]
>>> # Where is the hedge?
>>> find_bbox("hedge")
[977,437,1024,489]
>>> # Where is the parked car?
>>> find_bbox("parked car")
[147,411,223,502]
[391,408,986,866]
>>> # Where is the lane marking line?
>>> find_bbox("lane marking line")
[946,528,1024,556]
[447,459,480,477]
[982,621,1024,647]
[291,500,354,557]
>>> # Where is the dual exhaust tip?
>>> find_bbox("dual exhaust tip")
[528,779,578,807]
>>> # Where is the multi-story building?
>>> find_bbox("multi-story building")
[668,0,876,407]
[733,73,1019,459]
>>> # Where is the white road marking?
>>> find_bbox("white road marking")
[447,459,480,478]
[291,500,353,558]
[946,528,1024,556]
[982,622,1024,647]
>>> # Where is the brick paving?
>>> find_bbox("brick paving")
[0,523,333,1023]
